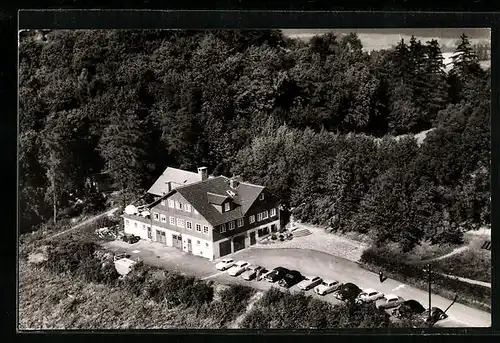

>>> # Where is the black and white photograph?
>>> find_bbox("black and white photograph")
[18,27,491,329]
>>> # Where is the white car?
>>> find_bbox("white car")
[314,280,342,296]
[355,288,385,303]
[297,276,323,291]
[375,294,405,309]
[215,258,235,271]
[240,265,266,281]
[227,260,250,276]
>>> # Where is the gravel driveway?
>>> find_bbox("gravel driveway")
[255,222,369,263]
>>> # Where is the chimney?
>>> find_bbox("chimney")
[198,167,208,181]
[165,181,172,192]
[229,178,239,189]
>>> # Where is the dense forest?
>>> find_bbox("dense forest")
[19,30,490,251]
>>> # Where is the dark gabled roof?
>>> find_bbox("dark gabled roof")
[174,176,265,227]
[147,167,200,196]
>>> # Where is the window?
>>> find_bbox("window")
[177,218,185,228]
[224,202,230,212]
[194,209,199,215]
[220,224,227,233]
[186,221,192,230]
[125,219,129,226]
[229,221,235,230]
[161,200,166,206]
[259,193,265,200]
[237,218,244,227]
[205,242,209,247]
[185,204,191,212]
[175,201,182,210]
[169,216,175,225]
[249,215,255,224]
[142,224,146,229]
[168,199,175,208]
[257,213,263,221]
[270,208,277,217]
[197,240,200,246]
[134,222,137,228]
[262,211,269,220]
[203,226,209,234]
[160,214,166,223]
[195,223,201,232]
[153,213,159,221]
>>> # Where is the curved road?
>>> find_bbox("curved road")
[227,247,491,327]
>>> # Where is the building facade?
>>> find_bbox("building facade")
[123,167,281,260]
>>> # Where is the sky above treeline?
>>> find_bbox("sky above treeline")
[281,28,491,52]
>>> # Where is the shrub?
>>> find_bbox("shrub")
[44,240,98,275]
[260,287,283,307]
[202,284,255,327]
[123,262,150,296]
[240,308,269,329]
[185,281,214,307]
[100,262,120,286]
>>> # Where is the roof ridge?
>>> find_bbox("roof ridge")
[238,180,265,188]
[207,191,228,198]
[164,166,198,175]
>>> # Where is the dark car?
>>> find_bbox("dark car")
[392,300,426,319]
[278,270,305,288]
[264,267,290,283]
[334,282,362,302]
[419,307,448,324]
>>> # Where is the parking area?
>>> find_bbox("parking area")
[104,239,214,278]
[103,240,490,327]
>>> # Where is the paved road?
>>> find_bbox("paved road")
[226,248,490,328]
[104,241,490,327]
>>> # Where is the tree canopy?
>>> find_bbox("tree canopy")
[19,30,490,250]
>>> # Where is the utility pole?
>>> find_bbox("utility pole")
[427,263,432,324]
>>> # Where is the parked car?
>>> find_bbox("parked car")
[227,260,250,276]
[256,268,271,281]
[314,279,342,296]
[355,288,385,304]
[297,276,323,291]
[334,283,362,302]
[264,267,290,283]
[215,258,235,271]
[278,270,305,288]
[241,265,265,281]
[376,294,405,309]
[392,300,426,318]
[418,307,448,324]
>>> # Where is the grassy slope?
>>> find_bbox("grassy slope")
[431,249,491,283]
[18,258,257,330]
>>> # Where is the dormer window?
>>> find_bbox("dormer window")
[259,193,265,201]
[224,202,231,212]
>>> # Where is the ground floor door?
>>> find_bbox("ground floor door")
[156,230,166,244]
[187,239,192,253]
[271,224,277,232]
[219,240,232,257]
[233,235,245,252]
[250,231,256,245]
[172,234,182,249]
[147,227,152,239]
